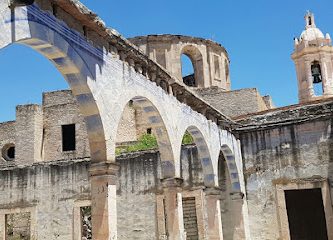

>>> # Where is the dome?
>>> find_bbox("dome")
[300,27,324,42]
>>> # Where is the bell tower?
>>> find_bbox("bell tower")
[292,11,333,103]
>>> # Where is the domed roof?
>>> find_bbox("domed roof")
[300,27,324,41]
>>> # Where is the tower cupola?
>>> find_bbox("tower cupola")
[292,12,333,103]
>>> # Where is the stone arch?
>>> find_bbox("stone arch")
[220,144,241,193]
[180,45,204,87]
[218,144,245,239]
[181,126,215,187]
[0,5,107,162]
[115,95,176,178]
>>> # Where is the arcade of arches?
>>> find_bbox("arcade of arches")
[0,2,333,240]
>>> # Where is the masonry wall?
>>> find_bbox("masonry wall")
[237,114,333,239]
[196,87,270,118]
[0,121,15,166]
[0,146,207,240]
[43,91,91,161]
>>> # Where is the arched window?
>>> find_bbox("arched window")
[181,54,196,87]
[180,46,204,87]
[311,61,323,96]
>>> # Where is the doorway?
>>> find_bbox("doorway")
[285,188,328,240]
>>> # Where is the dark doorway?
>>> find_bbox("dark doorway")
[285,188,328,240]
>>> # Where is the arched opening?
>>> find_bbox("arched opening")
[0,44,68,123]
[0,8,107,162]
[181,54,196,87]
[218,145,244,240]
[180,126,214,187]
[115,96,175,239]
[311,61,323,96]
[181,45,204,88]
[179,126,215,239]
[0,43,73,164]
[0,5,109,239]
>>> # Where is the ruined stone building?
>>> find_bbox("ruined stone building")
[0,1,332,239]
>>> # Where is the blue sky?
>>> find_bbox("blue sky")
[1,0,333,122]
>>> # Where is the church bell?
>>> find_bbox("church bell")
[311,63,322,84]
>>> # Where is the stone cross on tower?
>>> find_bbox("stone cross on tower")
[292,12,333,103]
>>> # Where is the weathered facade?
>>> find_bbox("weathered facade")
[0,0,333,239]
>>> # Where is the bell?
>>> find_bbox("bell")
[313,75,322,83]
[311,64,322,83]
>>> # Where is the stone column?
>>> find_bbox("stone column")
[204,187,223,240]
[89,162,119,240]
[321,58,333,96]
[161,178,186,240]
[305,60,314,98]
[230,192,246,240]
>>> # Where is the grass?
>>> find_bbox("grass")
[115,131,194,155]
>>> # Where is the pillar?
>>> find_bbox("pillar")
[89,162,119,240]
[230,192,246,240]
[204,187,223,240]
[305,60,315,99]
[161,178,186,240]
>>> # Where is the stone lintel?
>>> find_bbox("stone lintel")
[161,177,183,189]
[89,162,119,178]
[204,187,222,197]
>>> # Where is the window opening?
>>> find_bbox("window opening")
[2,143,15,161]
[62,124,76,151]
[214,55,221,79]
[80,206,92,240]
[5,212,31,240]
[311,61,323,96]
[147,128,152,134]
[181,54,196,87]
[182,197,199,239]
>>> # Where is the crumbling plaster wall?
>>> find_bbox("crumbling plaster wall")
[237,115,333,239]
[0,146,208,240]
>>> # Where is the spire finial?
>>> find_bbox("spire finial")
[305,11,316,29]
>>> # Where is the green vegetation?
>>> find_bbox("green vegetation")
[182,131,194,145]
[116,131,194,156]
[116,133,158,155]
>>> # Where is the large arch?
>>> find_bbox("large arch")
[115,95,176,178]
[180,125,215,187]
[220,144,241,193]
[0,4,107,162]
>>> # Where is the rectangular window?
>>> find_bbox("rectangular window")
[80,206,92,240]
[182,197,199,240]
[62,124,76,151]
[5,212,31,240]
[214,55,221,79]
[285,188,328,240]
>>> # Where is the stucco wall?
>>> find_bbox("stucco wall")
[237,102,333,240]
[0,146,209,240]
